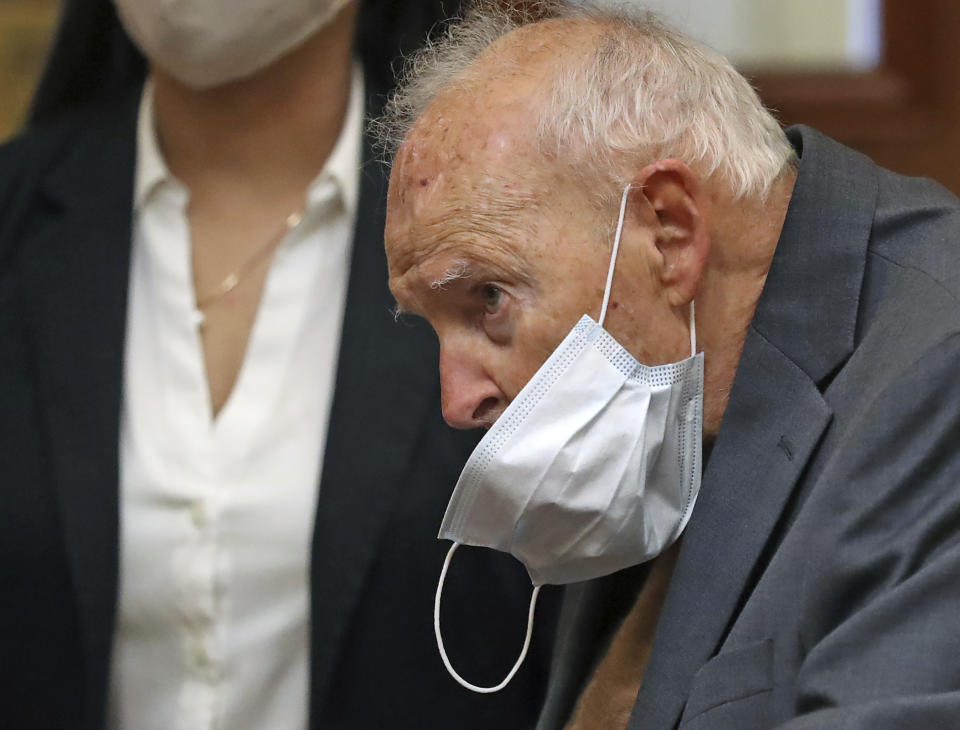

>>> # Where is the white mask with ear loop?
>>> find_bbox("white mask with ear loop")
[433,184,705,693]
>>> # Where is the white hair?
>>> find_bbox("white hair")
[378,1,796,204]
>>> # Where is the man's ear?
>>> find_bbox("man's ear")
[627,160,710,307]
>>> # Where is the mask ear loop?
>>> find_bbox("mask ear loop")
[599,184,699,359]
[598,183,633,328]
[689,300,697,357]
[434,542,542,693]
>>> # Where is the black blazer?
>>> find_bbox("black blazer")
[0,83,558,729]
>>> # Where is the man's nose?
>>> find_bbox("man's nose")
[438,347,504,430]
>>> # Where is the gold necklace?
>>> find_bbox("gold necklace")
[194,210,305,312]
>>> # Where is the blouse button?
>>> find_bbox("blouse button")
[190,501,207,529]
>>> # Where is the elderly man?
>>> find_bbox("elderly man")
[381,3,960,730]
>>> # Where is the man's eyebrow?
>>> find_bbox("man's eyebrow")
[429,261,472,290]
[428,254,539,291]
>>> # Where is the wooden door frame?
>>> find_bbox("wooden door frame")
[748,0,960,192]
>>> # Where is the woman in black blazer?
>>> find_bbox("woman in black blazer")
[0,1,559,727]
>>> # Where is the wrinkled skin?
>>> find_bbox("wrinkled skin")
[385,20,790,434]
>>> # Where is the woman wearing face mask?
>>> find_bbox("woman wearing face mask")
[0,1,560,728]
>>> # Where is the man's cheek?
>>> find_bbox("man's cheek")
[498,348,547,402]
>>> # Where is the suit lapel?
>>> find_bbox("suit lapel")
[22,92,139,726]
[628,126,878,730]
[308,123,442,716]
[628,331,831,729]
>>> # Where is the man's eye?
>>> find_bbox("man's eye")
[482,284,503,314]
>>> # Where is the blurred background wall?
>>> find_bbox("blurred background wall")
[620,0,960,197]
[0,0,59,140]
[629,0,881,70]
[2,0,959,193]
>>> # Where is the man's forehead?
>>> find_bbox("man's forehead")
[398,88,534,176]
[386,18,605,285]
[387,87,548,256]
[386,168,543,284]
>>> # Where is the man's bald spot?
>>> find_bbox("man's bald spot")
[394,13,609,174]
[473,16,606,80]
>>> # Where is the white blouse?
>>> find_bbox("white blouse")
[108,68,363,730]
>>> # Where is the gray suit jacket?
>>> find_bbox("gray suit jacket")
[538,125,960,730]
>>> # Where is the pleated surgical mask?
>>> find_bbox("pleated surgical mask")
[434,184,704,693]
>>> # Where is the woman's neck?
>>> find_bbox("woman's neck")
[152,3,358,204]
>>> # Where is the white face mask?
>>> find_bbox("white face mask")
[113,0,352,88]
[434,184,704,693]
